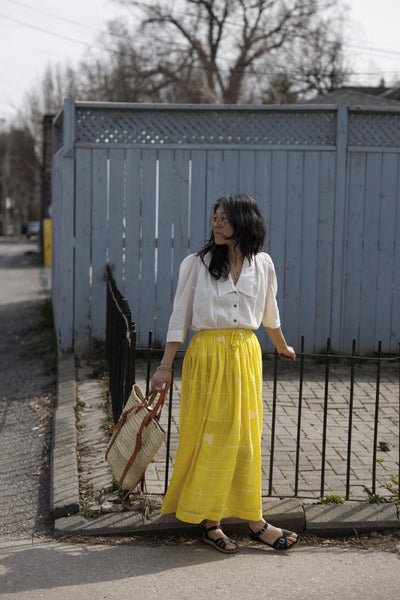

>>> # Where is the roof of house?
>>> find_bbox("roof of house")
[303,87,400,108]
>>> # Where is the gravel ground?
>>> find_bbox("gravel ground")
[0,239,54,539]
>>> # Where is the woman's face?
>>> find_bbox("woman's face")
[212,205,235,246]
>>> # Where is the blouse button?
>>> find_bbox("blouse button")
[233,319,237,323]
[233,304,237,308]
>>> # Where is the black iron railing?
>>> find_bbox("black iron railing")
[105,271,399,501]
[144,336,400,500]
[264,338,400,501]
[105,265,136,423]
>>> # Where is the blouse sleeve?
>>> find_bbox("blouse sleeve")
[261,254,281,329]
[166,254,200,343]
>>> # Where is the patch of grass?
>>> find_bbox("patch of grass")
[316,494,345,505]
[384,477,400,504]
[367,493,386,504]
[99,419,113,432]
[74,400,86,419]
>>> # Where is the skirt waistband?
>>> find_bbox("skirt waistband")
[196,328,253,337]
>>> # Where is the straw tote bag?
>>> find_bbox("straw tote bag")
[105,384,167,491]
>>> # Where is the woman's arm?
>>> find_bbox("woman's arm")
[150,341,181,392]
[265,326,296,360]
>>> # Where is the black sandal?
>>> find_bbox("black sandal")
[249,522,298,550]
[203,525,239,554]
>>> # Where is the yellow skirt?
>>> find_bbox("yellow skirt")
[161,328,263,524]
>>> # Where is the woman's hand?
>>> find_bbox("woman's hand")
[150,342,180,393]
[265,326,296,361]
[277,345,296,361]
[151,369,172,393]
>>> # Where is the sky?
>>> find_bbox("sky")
[1,0,400,125]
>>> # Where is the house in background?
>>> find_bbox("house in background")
[306,84,400,107]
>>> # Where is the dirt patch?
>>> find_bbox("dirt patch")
[55,528,400,554]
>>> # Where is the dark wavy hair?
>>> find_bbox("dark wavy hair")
[197,193,266,280]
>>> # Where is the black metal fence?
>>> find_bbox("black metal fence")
[265,338,400,501]
[105,265,136,424]
[105,269,400,501]
[142,336,400,501]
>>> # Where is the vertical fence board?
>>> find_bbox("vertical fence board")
[124,148,142,323]
[359,153,382,351]
[284,151,304,346]
[156,150,174,341]
[74,148,92,352]
[331,103,348,351]
[255,150,271,237]
[391,160,400,350]
[315,152,336,349]
[52,149,75,350]
[343,152,366,347]
[301,151,320,349]
[190,150,208,252]
[91,148,109,341]
[173,150,191,282]
[139,150,157,345]
[223,150,239,192]
[239,150,256,198]
[108,149,125,288]
[206,150,224,215]
[269,151,288,324]
[377,153,399,350]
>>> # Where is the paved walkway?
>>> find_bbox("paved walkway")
[131,357,399,502]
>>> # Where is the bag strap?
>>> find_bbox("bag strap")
[104,402,147,459]
[117,388,166,486]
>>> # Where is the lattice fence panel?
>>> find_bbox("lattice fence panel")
[349,112,400,147]
[75,107,337,147]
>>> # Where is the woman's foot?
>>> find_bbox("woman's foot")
[203,520,239,553]
[249,519,298,550]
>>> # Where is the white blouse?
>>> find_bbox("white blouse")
[166,252,281,343]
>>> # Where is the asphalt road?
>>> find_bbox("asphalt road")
[0,237,53,539]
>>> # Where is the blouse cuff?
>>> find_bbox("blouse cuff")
[166,329,186,344]
[262,317,281,330]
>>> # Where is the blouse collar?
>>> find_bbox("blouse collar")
[217,257,255,297]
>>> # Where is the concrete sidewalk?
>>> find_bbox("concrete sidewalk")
[51,352,400,539]
[2,536,400,600]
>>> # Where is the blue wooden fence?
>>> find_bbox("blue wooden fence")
[52,100,400,354]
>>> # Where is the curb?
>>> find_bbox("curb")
[51,353,80,518]
[51,352,400,538]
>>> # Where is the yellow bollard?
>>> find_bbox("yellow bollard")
[43,218,52,267]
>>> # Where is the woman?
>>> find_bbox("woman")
[151,193,298,554]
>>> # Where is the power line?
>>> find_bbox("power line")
[0,12,100,48]
[5,0,101,32]
[0,7,399,82]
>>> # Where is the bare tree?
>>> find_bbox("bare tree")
[79,20,160,102]
[17,63,82,160]
[0,126,38,234]
[111,0,347,104]
[283,16,349,98]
